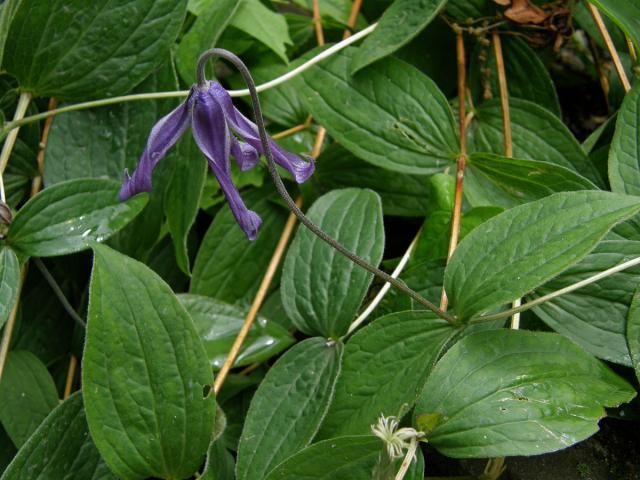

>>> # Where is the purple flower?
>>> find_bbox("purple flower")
[119,81,314,240]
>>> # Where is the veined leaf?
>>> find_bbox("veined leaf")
[609,84,640,195]
[0,247,19,330]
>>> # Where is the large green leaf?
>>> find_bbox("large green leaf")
[465,153,596,208]
[444,191,640,320]
[190,189,287,305]
[318,311,454,438]
[609,84,640,195]
[178,294,294,370]
[1,393,115,480]
[469,36,560,116]
[176,0,240,84]
[589,0,640,51]
[628,288,640,383]
[0,247,19,330]
[231,0,291,62]
[264,436,382,480]
[83,244,215,480]
[3,0,187,99]
[470,99,603,185]
[0,351,58,447]
[414,330,636,458]
[297,48,459,174]
[350,0,448,74]
[7,179,147,258]
[165,137,207,275]
[281,188,384,338]
[312,144,431,217]
[45,60,179,186]
[0,0,21,69]
[531,240,640,366]
[236,338,342,480]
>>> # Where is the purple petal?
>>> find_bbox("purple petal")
[207,82,315,183]
[231,136,259,171]
[192,86,262,240]
[119,94,192,201]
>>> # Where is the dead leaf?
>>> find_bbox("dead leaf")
[493,0,511,5]
[505,0,548,24]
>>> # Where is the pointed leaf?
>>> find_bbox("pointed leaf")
[297,48,459,174]
[350,0,448,74]
[0,351,58,447]
[531,240,640,366]
[191,189,287,305]
[282,188,384,338]
[236,338,343,480]
[1,393,115,480]
[628,287,640,383]
[609,84,640,195]
[8,179,147,258]
[318,311,454,438]
[414,330,636,458]
[3,0,187,99]
[589,0,640,51]
[0,247,19,330]
[178,294,294,370]
[445,191,640,320]
[470,99,603,185]
[83,244,215,480]
[466,153,596,208]
[264,436,382,480]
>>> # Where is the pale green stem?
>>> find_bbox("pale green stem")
[471,255,640,324]
[395,438,418,480]
[2,22,378,136]
[0,92,31,201]
[346,231,420,335]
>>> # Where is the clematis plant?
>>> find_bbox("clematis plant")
[118,77,314,241]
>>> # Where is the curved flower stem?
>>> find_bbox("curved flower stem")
[34,258,85,328]
[198,48,456,325]
[470,255,640,324]
[0,92,31,202]
[2,23,378,138]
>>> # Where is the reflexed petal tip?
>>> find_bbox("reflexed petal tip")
[237,208,262,241]
[118,168,149,201]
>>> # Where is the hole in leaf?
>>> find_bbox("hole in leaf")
[202,384,212,398]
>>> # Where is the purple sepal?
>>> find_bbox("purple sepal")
[118,94,193,201]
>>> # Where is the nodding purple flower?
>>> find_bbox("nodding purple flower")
[119,81,314,240]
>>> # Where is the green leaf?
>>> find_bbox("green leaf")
[230,0,291,62]
[7,179,147,258]
[0,351,58,447]
[264,436,382,480]
[414,330,636,458]
[176,0,240,85]
[0,247,19,330]
[465,153,596,208]
[0,0,22,68]
[236,338,343,480]
[190,189,287,305]
[201,439,235,480]
[282,188,385,338]
[312,144,431,217]
[3,0,187,99]
[445,191,640,320]
[589,0,640,51]
[297,48,459,174]
[469,36,560,116]
[470,99,603,186]
[83,244,215,480]
[531,240,640,366]
[609,84,640,195]
[45,60,180,186]
[628,287,640,383]
[318,311,454,438]
[350,0,448,74]
[178,294,294,370]
[1,392,115,480]
[165,137,207,274]
[445,0,496,21]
